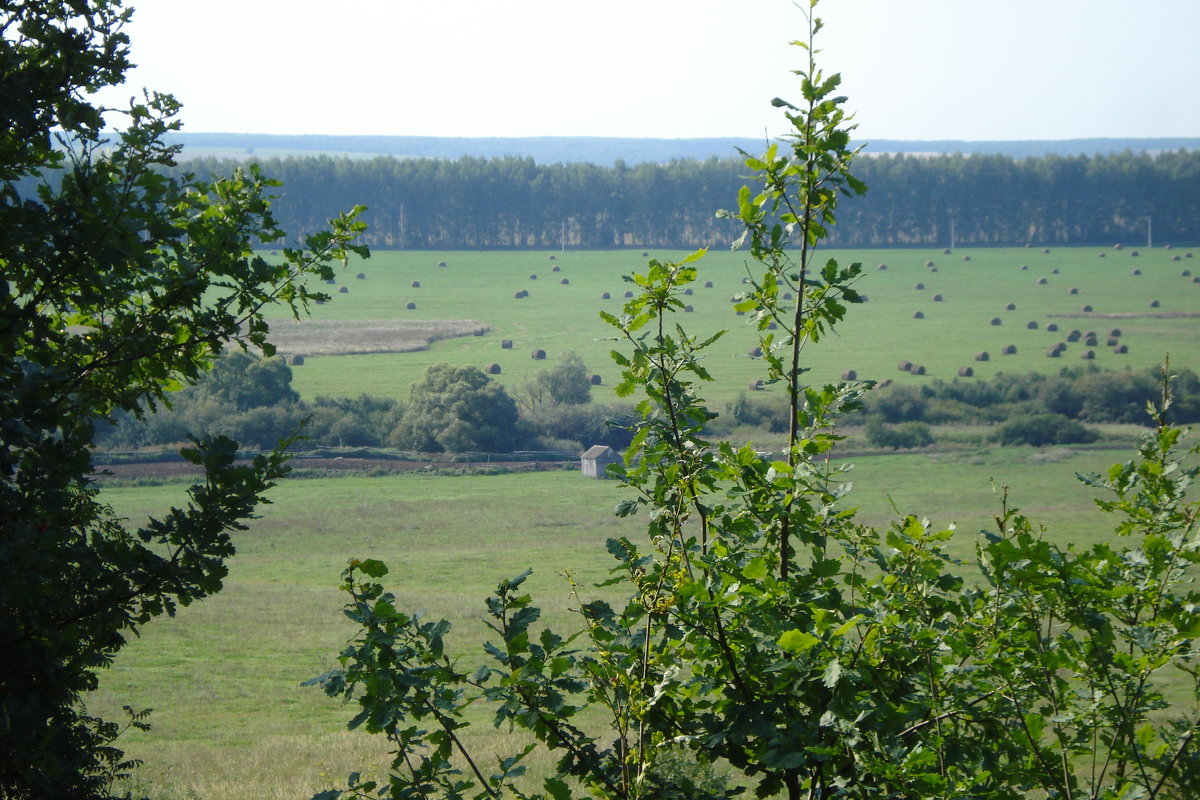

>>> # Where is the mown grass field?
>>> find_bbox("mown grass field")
[88,441,1178,800]
[271,246,1200,406]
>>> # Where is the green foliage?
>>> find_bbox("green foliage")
[865,418,934,449]
[0,2,366,796]
[314,7,1200,800]
[395,363,520,453]
[529,350,593,407]
[992,411,1100,446]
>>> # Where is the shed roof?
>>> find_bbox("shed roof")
[581,445,614,460]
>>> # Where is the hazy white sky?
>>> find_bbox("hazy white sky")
[96,0,1200,141]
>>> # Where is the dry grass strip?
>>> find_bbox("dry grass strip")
[264,318,489,357]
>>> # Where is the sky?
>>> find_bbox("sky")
[94,0,1200,142]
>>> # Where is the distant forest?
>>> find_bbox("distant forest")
[174,149,1200,250]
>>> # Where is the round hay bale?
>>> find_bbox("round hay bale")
[548,254,556,260]
[1084,335,1098,347]
[1115,344,1129,354]
[741,277,750,284]
[1046,323,1059,332]
[625,291,634,298]
[1106,337,1118,347]
[1187,252,1194,258]
[842,369,858,380]
[925,260,935,267]
[898,360,913,372]
[975,351,990,362]
[1036,277,1048,285]
[560,278,570,285]
[473,328,486,337]
[356,272,366,279]
[736,311,745,316]
[1005,302,1017,310]
[642,251,649,257]
[289,354,305,366]
[411,280,420,288]
[729,295,739,303]
[590,374,602,385]
[530,274,538,280]
[1067,330,1081,342]
[552,265,561,272]
[860,294,869,302]
[339,286,349,293]
[1025,243,1033,248]
[913,310,925,319]
[877,379,893,389]
[1026,320,1038,329]
[1183,270,1192,276]
[501,339,513,349]
[958,366,974,377]
[1114,243,1123,250]
[1021,264,1029,270]
[437,260,447,267]
[1051,268,1060,274]
[913,365,927,376]
[1002,344,1017,355]
[325,278,336,284]
[1166,244,1173,250]
[531,349,546,360]
[405,301,416,310]
[943,248,952,255]
[878,263,888,270]
[683,288,693,295]
[601,292,611,299]
[1130,251,1140,258]
[929,267,939,272]
[1132,269,1142,275]
[1194,277,1200,283]
[315,299,325,305]
[1081,349,1095,360]
[915,282,925,290]
[748,346,763,358]
[767,321,778,330]
[1108,328,1121,337]
[1046,347,1060,358]
[1069,287,1079,294]
[684,305,694,312]
[1098,252,1107,258]
[1150,299,1160,308]
[962,255,971,261]
[1082,304,1093,312]
[1172,255,1181,262]
[486,363,501,375]
[990,317,1002,326]
[513,291,525,299]
[748,379,764,391]
[1043,248,1051,254]
[783,292,794,300]
[704,280,714,288]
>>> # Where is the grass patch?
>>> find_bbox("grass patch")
[264,317,487,357]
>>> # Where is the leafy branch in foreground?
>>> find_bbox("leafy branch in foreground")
[313,3,1199,798]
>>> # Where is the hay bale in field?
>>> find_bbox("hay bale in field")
[684,305,694,312]
[530,274,538,280]
[1036,277,1048,285]
[878,263,888,270]
[600,291,611,299]
[560,278,570,285]
[531,349,546,360]
[406,301,416,310]
[501,339,513,349]
[1025,243,1033,248]
[315,299,325,305]
[704,280,714,288]
[783,292,794,300]
[913,365,927,375]
[1106,337,1118,347]
[767,321,778,330]
[325,278,336,284]
[437,260,447,267]
[958,366,974,377]
[1131,251,1140,258]
[736,311,745,316]
[741,277,750,284]
[411,280,420,288]
[1046,323,1059,332]
[913,310,925,319]
[552,265,561,272]
[1183,270,1192,276]
[1115,344,1129,354]
[356,272,366,279]
[915,282,925,290]
[1132,269,1141,275]
[898,360,913,372]
[1069,287,1079,294]
[1021,264,1029,270]
[1172,255,1181,261]
[513,291,526,299]
[1047,345,1063,358]
[683,288,693,295]
[339,286,349,293]
[1114,243,1123,250]
[473,328,486,337]
[1166,244,1173,250]
[289,354,305,366]
[748,346,763,358]
[1005,302,1017,310]
[625,291,634,298]
[929,267,939,272]
[877,379,893,389]
[729,295,739,303]
[1110,328,1122,337]
[991,317,1002,326]
[1026,320,1038,329]
[1081,349,1095,360]
[943,248,952,255]
[1150,299,1160,308]
[486,363,501,375]
[1067,329,1081,342]
[842,369,858,380]
[1082,304,1093,312]
[1084,335,1098,347]
[642,251,649,257]
[1002,344,1017,355]
[963,255,971,261]
[925,260,935,267]
[1098,252,1107,258]
[1186,252,1194,258]
[1194,277,1200,283]
[1043,248,1051,254]
[590,374,602,385]
[975,351,990,362]
[548,254,556,260]
[749,379,764,391]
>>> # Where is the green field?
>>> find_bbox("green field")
[272,246,1200,406]
[88,441,1179,800]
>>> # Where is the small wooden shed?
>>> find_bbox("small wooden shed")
[580,445,619,479]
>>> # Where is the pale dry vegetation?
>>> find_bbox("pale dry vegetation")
[263,318,488,357]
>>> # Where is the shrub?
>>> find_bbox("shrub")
[865,417,934,449]
[992,412,1099,446]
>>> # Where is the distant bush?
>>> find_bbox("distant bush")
[865,418,934,449]
[991,413,1099,447]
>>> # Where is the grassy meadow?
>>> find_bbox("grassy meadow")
[270,246,1200,406]
[88,441,1186,800]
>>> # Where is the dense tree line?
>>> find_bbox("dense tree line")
[175,149,1200,250]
